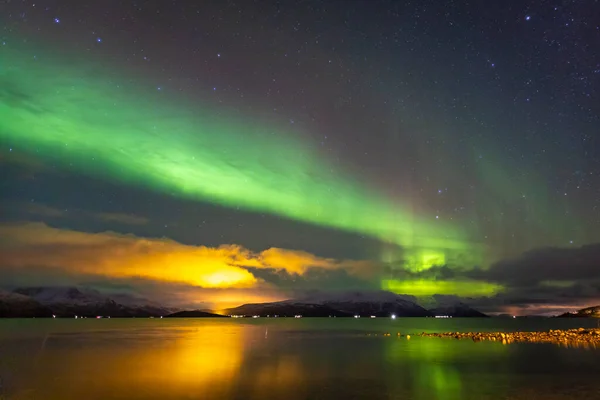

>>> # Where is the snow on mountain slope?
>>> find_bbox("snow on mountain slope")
[248,290,433,317]
[0,290,53,317]
[10,287,172,317]
[428,303,488,317]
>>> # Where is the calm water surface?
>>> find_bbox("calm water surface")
[1,318,600,400]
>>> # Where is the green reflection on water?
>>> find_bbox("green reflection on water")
[384,337,509,400]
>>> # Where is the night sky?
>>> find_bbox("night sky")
[1,0,599,314]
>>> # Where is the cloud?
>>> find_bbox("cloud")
[26,203,66,218]
[468,244,600,313]
[471,244,600,287]
[25,203,149,225]
[375,244,600,314]
[95,212,149,225]
[245,266,379,291]
[2,222,598,314]
[419,245,600,315]
[0,222,374,292]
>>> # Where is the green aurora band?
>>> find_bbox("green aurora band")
[0,39,493,296]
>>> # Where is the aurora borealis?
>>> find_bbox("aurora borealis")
[1,0,600,314]
[0,41,473,256]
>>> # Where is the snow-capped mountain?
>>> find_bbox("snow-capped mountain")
[10,287,173,317]
[0,290,53,318]
[292,290,432,317]
[428,303,488,318]
[225,301,352,317]
[227,290,431,317]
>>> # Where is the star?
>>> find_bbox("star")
[525,15,531,21]
[54,18,60,24]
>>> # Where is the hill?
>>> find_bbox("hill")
[556,305,600,318]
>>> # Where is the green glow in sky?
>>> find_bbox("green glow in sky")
[381,279,503,297]
[0,42,479,257]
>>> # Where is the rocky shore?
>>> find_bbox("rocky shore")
[417,328,600,346]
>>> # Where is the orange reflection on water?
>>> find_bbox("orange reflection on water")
[252,355,305,387]
[12,322,250,399]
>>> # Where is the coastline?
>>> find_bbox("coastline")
[418,327,600,346]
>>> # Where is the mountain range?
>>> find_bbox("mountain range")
[1,287,177,318]
[1,286,564,318]
[225,291,488,318]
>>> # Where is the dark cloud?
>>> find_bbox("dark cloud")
[22,203,149,225]
[472,244,600,286]
[244,266,379,291]
[466,244,600,313]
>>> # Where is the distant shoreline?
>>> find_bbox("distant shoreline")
[419,328,600,345]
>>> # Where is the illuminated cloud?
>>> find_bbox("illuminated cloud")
[0,222,372,291]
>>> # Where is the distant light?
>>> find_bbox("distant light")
[525,15,531,21]
[354,315,360,319]
[54,18,60,24]
[391,314,396,319]
[96,37,102,43]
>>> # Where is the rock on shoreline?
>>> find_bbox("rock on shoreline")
[418,328,600,346]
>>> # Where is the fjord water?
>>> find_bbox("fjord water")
[1,319,600,400]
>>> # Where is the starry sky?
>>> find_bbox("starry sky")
[1,0,599,314]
